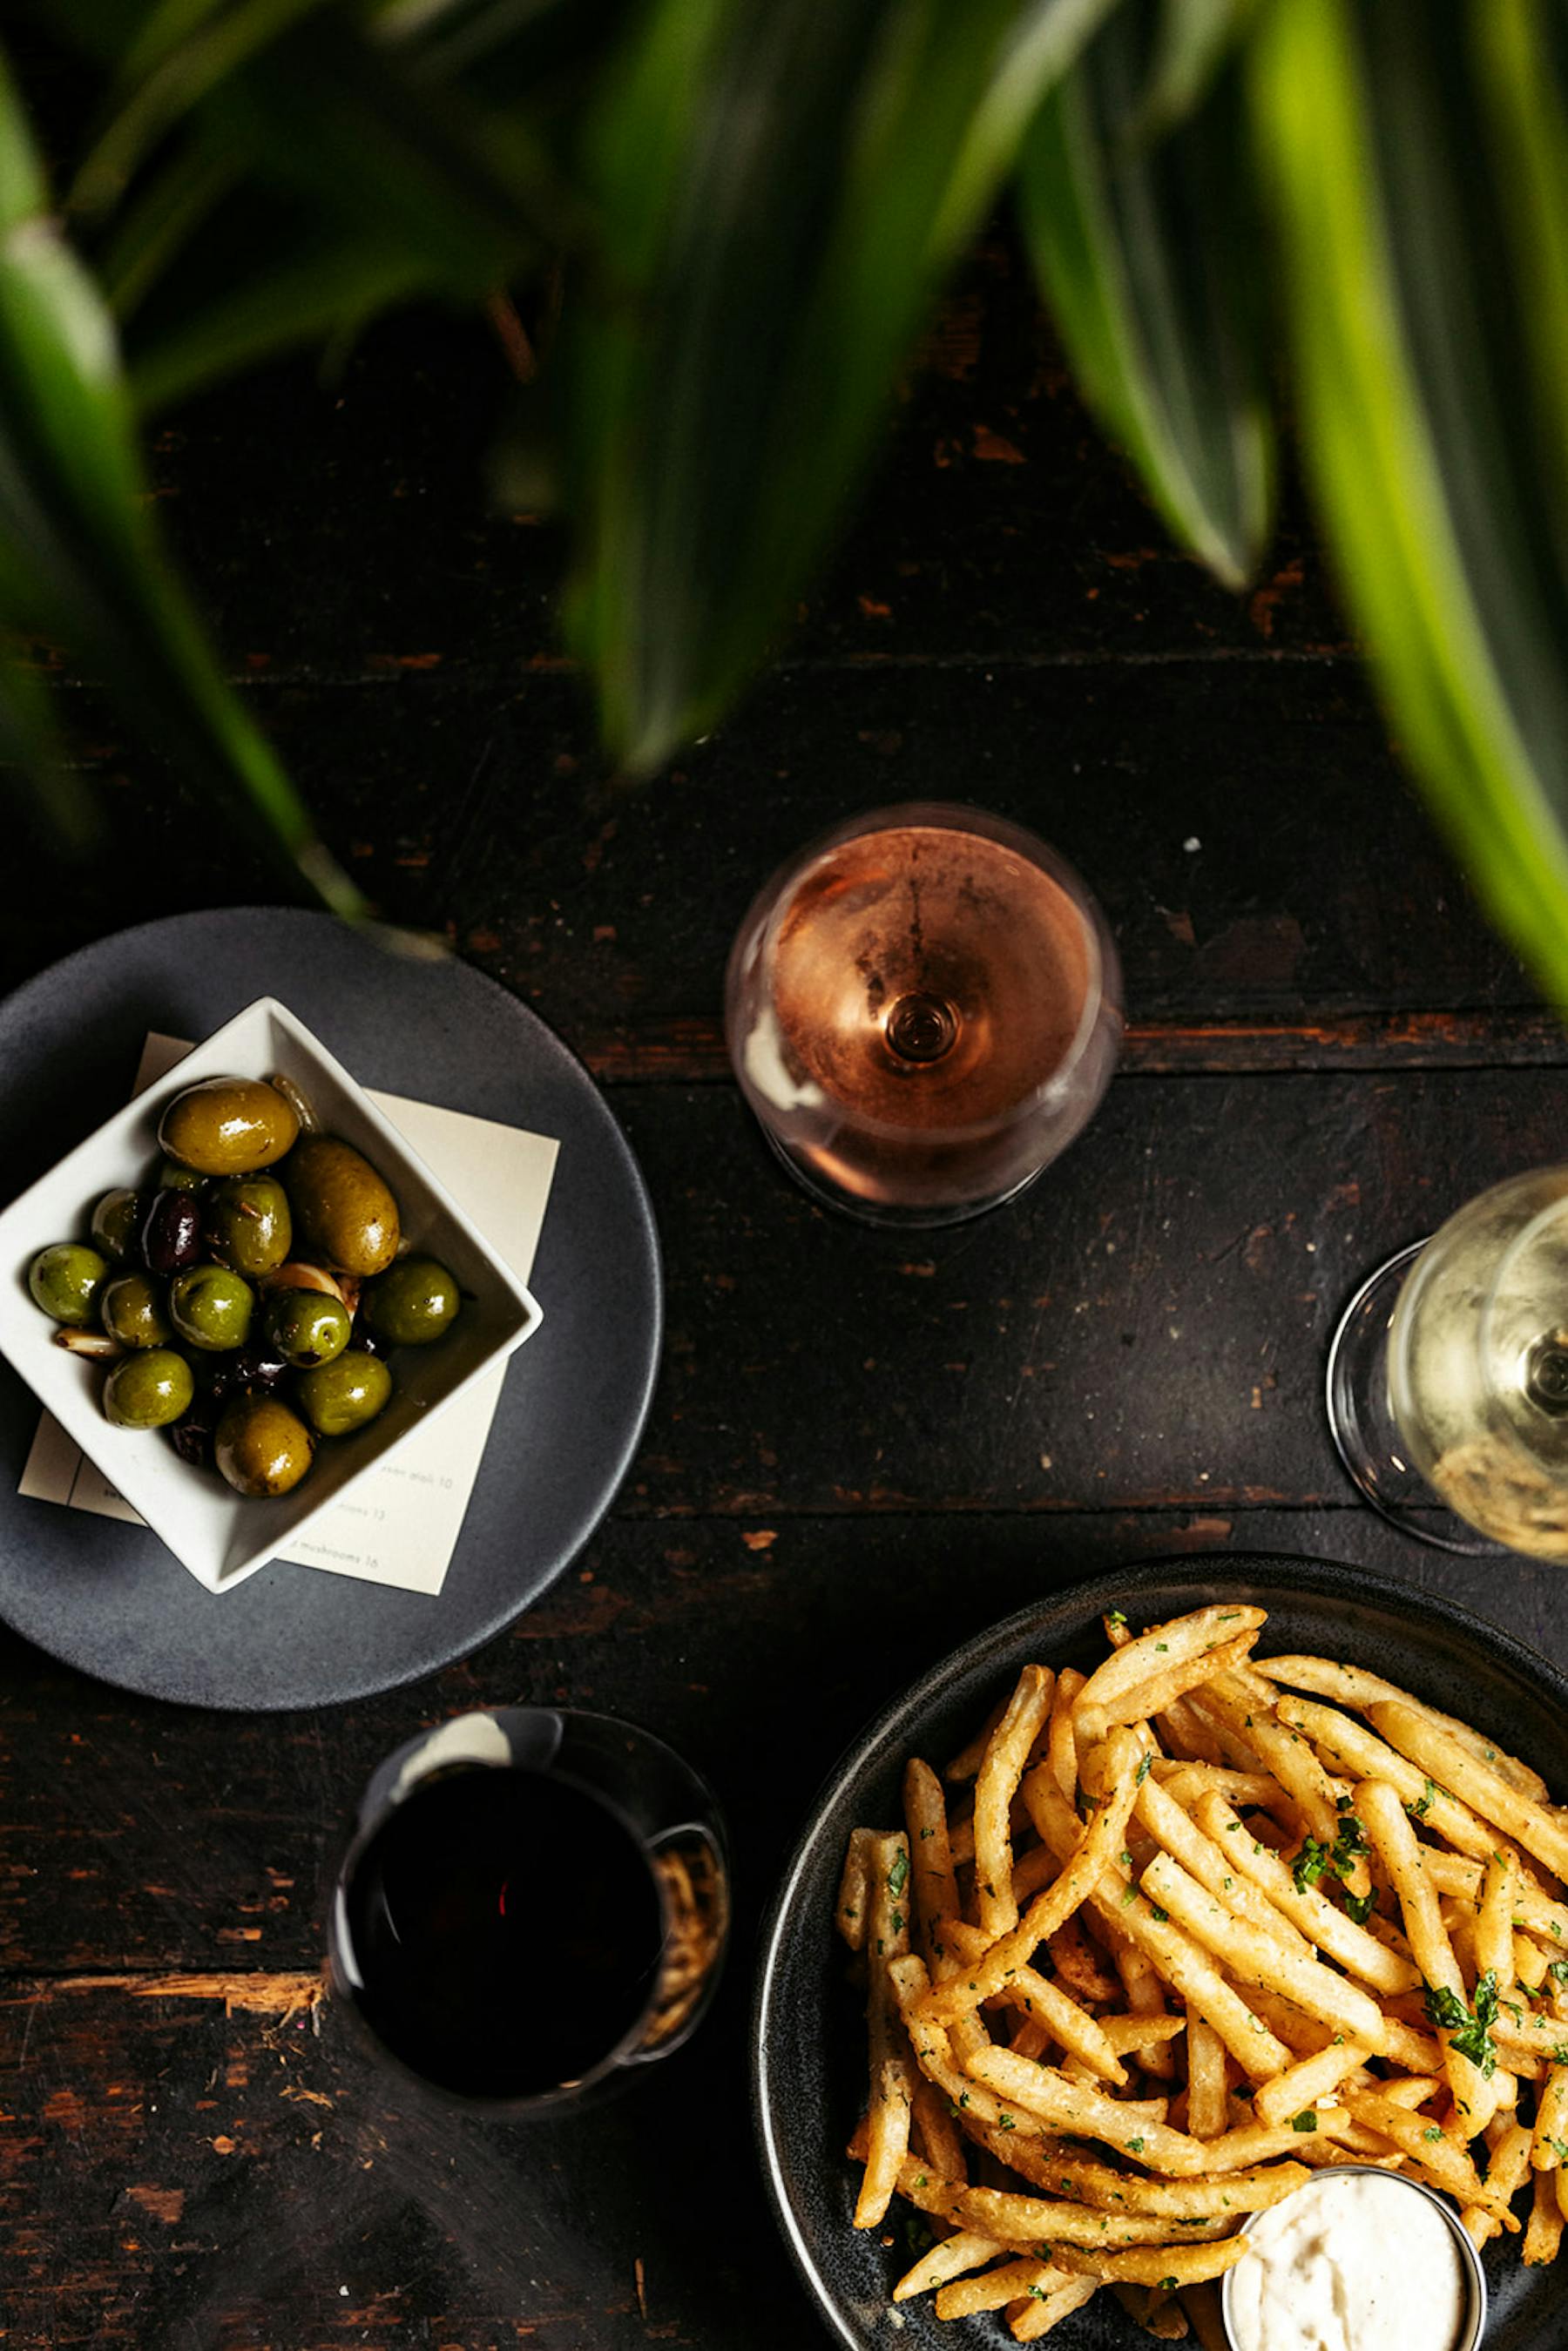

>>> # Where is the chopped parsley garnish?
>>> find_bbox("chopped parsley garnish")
[998,2113,1016,2131]
[887,1851,909,1897]
[1293,1835,1332,1891]
[1106,1610,1127,1630]
[1292,2111,1317,2133]
[1344,1888,1378,1926]
[1423,2126,1443,2144]
[1135,1753,1152,1787]
[1423,1970,1500,2077]
[1126,2137,1146,2153]
[1151,1907,1169,1924]
[1407,1780,1439,1822]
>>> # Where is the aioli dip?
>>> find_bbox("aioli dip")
[1227,2171,1471,2351]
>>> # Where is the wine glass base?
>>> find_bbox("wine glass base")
[1326,1242,1507,1555]
[758,1123,1045,1230]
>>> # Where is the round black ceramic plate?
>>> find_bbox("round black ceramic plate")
[754,1555,1568,2351]
[0,909,661,1709]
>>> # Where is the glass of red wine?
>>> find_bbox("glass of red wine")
[328,1708,729,2113]
[725,802,1121,1226]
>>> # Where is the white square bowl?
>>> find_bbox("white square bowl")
[0,996,542,1594]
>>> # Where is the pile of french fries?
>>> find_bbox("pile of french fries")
[836,1602,1568,2343]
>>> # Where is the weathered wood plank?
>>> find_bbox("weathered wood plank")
[605,1069,1565,1518]
[8,660,1539,1050]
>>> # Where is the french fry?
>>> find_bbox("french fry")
[902,1759,956,1969]
[1010,2275,1098,2341]
[854,1832,915,2228]
[1477,1850,1518,1993]
[1192,1790,1420,1995]
[1037,2154,1309,2218]
[1047,1666,1086,1802]
[1073,1609,1266,1746]
[1524,2165,1565,2263]
[919,1729,1142,2024]
[1159,1765,1282,1810]
[1532,2063,1568,2172]
[1154,1695,1227,1766]
[1045,2240,1251,2288]
[936,2260,1063,2320]
[1139,1850,1390,2053]
[1369,1700,1568,1883]
[956,2185,1230,2250]
[892,2228,1002,2301]
[1254,2039,1375,2131]
[975,1666,1056,1937]
[1355,1780,1497,2132]
[1200,1676,1347,1845]
[1254,1655,1551,1800]
[1346,2091,1513,2220]
[835,1827,875,1950]
[909,2065,968,2181]
[1187,2015,1228,2140]
[1463,2118,1534,2245]
[1101,2010,1189,2057]
[1116,2285,1188,2341]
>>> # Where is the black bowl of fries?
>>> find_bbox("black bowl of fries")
[753,1554,1568,2351]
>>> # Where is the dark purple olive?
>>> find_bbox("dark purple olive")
[205,1340,290,1407]
[168,1403,213,1468]
[140,1188,203,1277]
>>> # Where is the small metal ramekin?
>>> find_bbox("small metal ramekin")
[1220,2162,1488,2351]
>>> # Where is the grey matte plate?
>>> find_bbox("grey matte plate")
[0,909,661,1710]
[753,1555,1568,2351]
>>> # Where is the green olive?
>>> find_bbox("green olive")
[156,1155,206,1194]
[263,1290,351,1370]
[90,1186,143,1261]
[297,1350,392,1437]
[285,1136,400,1276]
[101,1272,173,1350]
[168,1263,255,1351]
[29,1242,110,1328]
[105,1348,194,1430]
[214,1394,314,1497]
[364,1255,462,1347]
[205,1173,293,1279]
[158,1076,299,1177]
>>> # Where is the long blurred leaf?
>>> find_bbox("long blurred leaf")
[0,47,363,910]
[1253,0,1568,1005]
[130,233,431,409]
[1132,0,1254,137]
[1019,0,1273,591]
[564,0,1117,774]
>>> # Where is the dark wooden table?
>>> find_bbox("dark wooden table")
[3,246,1566,2351]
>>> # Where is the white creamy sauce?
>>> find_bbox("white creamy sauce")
[1227,2172,1470,2351]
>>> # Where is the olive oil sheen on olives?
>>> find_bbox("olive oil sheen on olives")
[339,1767,665,2098]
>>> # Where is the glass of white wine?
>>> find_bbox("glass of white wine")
[1328,1165,1568,1557]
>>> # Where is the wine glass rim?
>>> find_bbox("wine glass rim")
[739,800,1118,1145]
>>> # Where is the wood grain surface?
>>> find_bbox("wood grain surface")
[3,226,1565,2351]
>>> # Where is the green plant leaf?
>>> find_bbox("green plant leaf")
[1133,0,1254,137]
[1253,0,1568,1008]
[564,0,1118,774]
[129,229,432,410]
[0,45,363,911]
[1018,0,1274,591]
